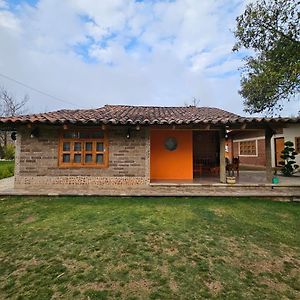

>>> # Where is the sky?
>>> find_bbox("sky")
[0,0,298,116]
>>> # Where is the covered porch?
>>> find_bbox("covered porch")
[149,125,283,184]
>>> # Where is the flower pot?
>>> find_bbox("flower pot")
[226,176,236,184]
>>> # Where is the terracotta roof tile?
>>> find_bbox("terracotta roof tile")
[0,105,299,125]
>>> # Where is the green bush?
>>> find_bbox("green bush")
[0,145,4,159]
[0,162,14,179]
[3,144,15,160]
[279,141,299,176]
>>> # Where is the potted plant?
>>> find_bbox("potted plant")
[226,176,236,184]
[279,141,299,176]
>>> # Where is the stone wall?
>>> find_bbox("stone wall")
[15,125,150,188]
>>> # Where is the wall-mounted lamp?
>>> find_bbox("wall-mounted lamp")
[126,128,131,139]
[225,127,230,139]
[11,132,17,141]
[30,127,39,139]
[136,125,140,131]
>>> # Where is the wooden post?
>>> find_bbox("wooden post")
[265,127,273,182]
[219,130,226,183]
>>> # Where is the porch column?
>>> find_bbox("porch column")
[265,127,273,182]
[219,130,226,183]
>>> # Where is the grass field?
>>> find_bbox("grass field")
[0,197,299,299]
[0,160,14,179]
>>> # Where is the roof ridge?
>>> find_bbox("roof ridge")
[103,104,232,110]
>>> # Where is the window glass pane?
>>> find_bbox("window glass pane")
[91,131,104,138]
[85,154,93,163]
[96,154,103,164]
[79,132,90,139]
[74,142,81,151]
[74,154,81,163]
[63,154,70,163]
[63,132,78,139]
[85,142,93,151]
[96,142,104,152]
[63,142,70,151]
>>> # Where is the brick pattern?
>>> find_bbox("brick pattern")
[233,139,266,166]
[15,126,150,187]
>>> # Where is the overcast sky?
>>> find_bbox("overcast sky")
[0,0,299,116]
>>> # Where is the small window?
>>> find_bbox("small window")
[295,137,300,153]
[239,140,257,156]
[59,129,108,168]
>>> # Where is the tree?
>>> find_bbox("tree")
[233,0,300,114]
[279,141,299,176]
[0,87,29,148]
[0,88,28,117]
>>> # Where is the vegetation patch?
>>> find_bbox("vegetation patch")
[0,196,299,299]
[0,160,14,179]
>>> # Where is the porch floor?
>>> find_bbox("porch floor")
[0,172,299,199]
[151,171,300,185]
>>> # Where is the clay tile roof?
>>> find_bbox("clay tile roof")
[0,104,299,125]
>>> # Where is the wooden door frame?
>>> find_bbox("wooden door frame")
[274,137,284,167]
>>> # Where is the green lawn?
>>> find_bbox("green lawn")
[0,197,299,299]
[0,160,14,179]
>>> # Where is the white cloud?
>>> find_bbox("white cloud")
[0,0,289,117]
[0,10,20,31]
[0,0,7,9]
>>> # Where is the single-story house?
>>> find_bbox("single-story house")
[226,125,300,169]
[0,104,299,189]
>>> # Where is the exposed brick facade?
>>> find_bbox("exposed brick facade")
[15,126,150,188]
[233,139,266,167]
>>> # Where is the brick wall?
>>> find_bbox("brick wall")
[15,125,150,187]
[233,139,266,167]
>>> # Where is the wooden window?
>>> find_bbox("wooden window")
[295,137,300,153]
[58,129,108,168]
[239,140,257,156]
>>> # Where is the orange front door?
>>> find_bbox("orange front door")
[150,130,193,180]
[275,137,284,167]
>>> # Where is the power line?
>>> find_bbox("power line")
[0,72,80,108]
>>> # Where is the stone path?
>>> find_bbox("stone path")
[0,176,14,192]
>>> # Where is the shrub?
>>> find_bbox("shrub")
[3,144,15,160]
[0,145,4,159]
[279,141,299,176]
[0,162,14,179]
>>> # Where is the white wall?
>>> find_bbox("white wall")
[283,124,300,167]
